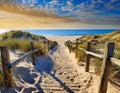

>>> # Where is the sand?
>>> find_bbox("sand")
[0,36,119,93]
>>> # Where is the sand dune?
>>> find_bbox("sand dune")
[0,36,119,93]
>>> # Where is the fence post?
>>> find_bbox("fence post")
[85,41,91,72]
[68,41,71,53]
[47,41,50,51]
[69,45,72,53]
[75,40,78,58]
[98,42,114,93]
[0,46,13,87]
[30,42,35,66]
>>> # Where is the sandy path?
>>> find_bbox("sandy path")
[4,37,94,93]
[38,41,94,93]
[1,36,119,93]
[31,38,95,93]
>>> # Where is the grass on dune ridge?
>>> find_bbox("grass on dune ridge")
[0,38,44,87]
[0,38,58,87]
[0,39,44,52]
[65,30,120,77]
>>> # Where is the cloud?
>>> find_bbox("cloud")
[106,0,120,10]
[0,29,10,34]
[0,0,120,27]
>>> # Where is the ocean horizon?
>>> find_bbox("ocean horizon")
[26,29,117,36]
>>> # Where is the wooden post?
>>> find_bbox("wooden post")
[85,41,91,72]
[30,42,35,66]
[75,40,78,58]
[69,45,72,53]
[98,42,114,93]
[47,41,50,51]
[0,46,13,87]
[68,42,71,53]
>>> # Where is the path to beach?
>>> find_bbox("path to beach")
[36,40,94,93]
[9,36,95,93]
[2,36,119,93]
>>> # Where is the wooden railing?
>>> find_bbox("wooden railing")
[0,41,49,88]
[67,40,120,93]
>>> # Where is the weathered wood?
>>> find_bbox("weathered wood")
[78,47,86,52]
[0,47,13,87]
[98,42,114,93]
[86,51,103,59]
[68,42,72,53]
[110,57,120,67]
[85,42,91,72]
[75,40,78,58]
[47,41,50,51]
[30,42,35,66]
[69,45,72,53]
[8,50,36,67]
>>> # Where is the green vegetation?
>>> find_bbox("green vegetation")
[0,39,44,53]
[0,30,47,41]
[49,41,58,50]
[65,30,120,77]
[91,57,102,75]
[0,30,58,88]
[0,30,58,53]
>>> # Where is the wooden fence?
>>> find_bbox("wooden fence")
[0,41,49,88]
[67,40,120,93]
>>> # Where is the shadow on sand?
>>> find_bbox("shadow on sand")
[35,46,74,93]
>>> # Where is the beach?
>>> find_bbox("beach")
[1,36,119,93]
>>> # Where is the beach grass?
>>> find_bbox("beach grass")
[0,39,58,88]
[0,39,43,52]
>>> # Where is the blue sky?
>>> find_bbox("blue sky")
[15,0,120,25]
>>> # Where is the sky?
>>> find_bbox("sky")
[13,0,120,26]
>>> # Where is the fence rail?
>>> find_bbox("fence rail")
[86,51,103,59]
[110,57,120,66]
[67,40,120,93]
[8,49,39,68]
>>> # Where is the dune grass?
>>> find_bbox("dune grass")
[49,41,58,50]
[65,40,105,75]
[0,39,58,88]
[0,39,44,52]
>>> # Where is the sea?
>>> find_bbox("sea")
[26,29,118,36]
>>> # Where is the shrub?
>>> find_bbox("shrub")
[77,50,85,61]
[49,41,58,50]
